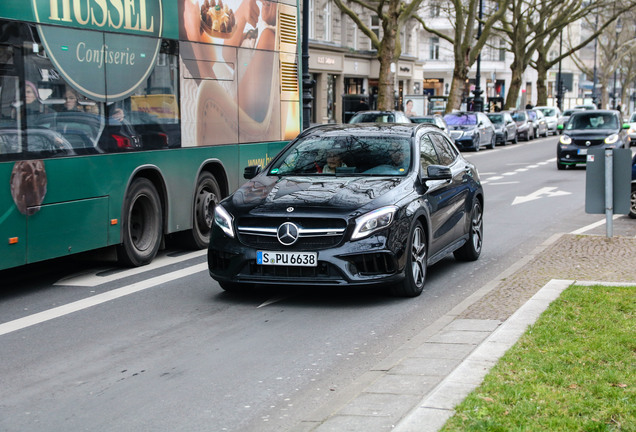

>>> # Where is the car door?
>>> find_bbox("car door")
[431,132,472,241]
[419,132,467,256]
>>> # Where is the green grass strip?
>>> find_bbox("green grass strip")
[441,284,636,432]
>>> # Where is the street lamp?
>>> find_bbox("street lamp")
[301,0,314,130]
[556,30,563,110]
[471,0,484,112]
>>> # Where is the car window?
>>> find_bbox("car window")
[527,111,537,121]
[511,112,526,121]
[630,113,636,122]
[271,134,412,176]
[539,108,555,116]
[430,133,457,166]
[568,113,618,130]
[444,113,477,125]
[419,134,439,170]
[487,114,503,124]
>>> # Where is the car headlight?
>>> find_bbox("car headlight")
[559,135,572,145]
[604,134,619,145]
[352,206,398,240]
[214,205,235,238]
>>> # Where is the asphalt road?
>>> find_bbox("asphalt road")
[1,134,632,432]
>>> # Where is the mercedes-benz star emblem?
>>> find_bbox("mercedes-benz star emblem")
[286,207,294,212]
[585,141,591,147]
[277,222,299,246]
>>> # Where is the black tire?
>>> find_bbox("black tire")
[117,178,163,266]
[502,133,508,146]
[487,134,496,149]
[182,172,221,249]
[473,136,480,152]
[454,200,483,261]
[390,221,427,297]
[513,132,518,144]
[557,160,566,170]
[629,184,636,219]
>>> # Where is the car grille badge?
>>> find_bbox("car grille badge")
[277,222,299,246]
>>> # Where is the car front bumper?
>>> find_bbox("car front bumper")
[207,224,410,287]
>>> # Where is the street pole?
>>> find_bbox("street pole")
[301,0,314,130]
[556,30,563,110]
[471,0,484,112]
[592,14,598,107]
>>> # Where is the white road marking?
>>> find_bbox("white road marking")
[55,250,207,287]
[570,215,621,234]
[512,187,572,205]
[0,263,207,337]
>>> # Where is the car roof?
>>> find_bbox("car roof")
[301,122,435,139]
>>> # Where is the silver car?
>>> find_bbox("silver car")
[535,106,561,136]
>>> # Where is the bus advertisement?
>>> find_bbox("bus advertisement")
[0,0,300,270]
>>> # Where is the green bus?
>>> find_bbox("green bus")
[0,0,300,270]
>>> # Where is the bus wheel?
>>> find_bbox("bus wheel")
[117,178,162,266]
[185,172,221,249]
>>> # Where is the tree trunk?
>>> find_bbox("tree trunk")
[447,67,468,113]
[535,56,549,107]
[376,43,396,111]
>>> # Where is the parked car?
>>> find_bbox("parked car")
[627,111,636,144]
[558,108,583,133]
[630,153,636,218]
[349,110,411,124]
[486,112,518,145]
[528,109,548,137]
[207,123,484,297]
[443,111,496,151]
[511,110,534,141]
[556,110,630,170]
[573,104,597,110]
[535,106,561,135]
[410,115,449,134]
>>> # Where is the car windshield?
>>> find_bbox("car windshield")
[567,113,618,130]
[630,113,636,122]
[411,117,435,124]
[270,134,412,176]
[444,113,477,125]
[487,114,503,124]
[539,108,556,116]
[511,112,526,121]
[350,113,395,123]
[527,111,537,120]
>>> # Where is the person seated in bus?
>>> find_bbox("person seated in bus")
[11,80,43,121]
[62,88,82,112]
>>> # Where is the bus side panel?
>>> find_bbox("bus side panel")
[27,197,109,263]
[1,164,27,270]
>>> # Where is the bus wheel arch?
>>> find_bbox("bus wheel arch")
[117,175,165,267]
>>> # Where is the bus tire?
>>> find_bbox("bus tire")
[117,178,163,267]
[183,172,221,249]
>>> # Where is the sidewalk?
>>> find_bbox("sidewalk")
[291,223,636,432]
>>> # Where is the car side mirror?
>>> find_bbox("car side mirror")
[423,165,452,181]
[557,124,564,130]
[244,165,262,179]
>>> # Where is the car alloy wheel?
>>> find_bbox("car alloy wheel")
[454,200,483,261]
[391,221,427,297]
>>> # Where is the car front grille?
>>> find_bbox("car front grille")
[571,138,604,146]
[239,261,343,282]
[237,217,347,251]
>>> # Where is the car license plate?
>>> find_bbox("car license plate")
[257,251,318,267]
[577,148,587,155]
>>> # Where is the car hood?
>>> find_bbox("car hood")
[448,125,477,131]
[565,129,617,139]
[225,175,410,216]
